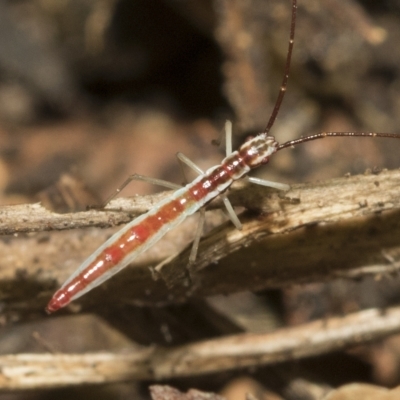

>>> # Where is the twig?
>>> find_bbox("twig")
[0,193,168,235]
[2,305,400,390]
[2,169,400,314]
[156,168,400,290]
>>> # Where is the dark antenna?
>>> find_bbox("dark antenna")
[278,131,400,151]
[264,0,297,135]
[262,0,400,151]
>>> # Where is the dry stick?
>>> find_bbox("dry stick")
[1,167,400,235]
[0,181,253,235]
[3,169,400,312]
[2,305,400,390]
[155,167,400,288]
[0,194,170,235]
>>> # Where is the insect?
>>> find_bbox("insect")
[46,0,400,313]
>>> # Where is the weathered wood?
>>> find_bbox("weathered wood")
[2,306,400,390]
[1,169,400,315]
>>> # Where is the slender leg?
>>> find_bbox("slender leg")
[177,145,241,265]
[225,120,290,219]
[188,207,206,266]
[99,174,182,208]
[175,152,207,267]
[225,120,233,156]
[245,176,290,191]
[177,122,241,231]
[176,152,204,176]
[224,120,290,191]
[222,120,244,228]
[221,194,242,230]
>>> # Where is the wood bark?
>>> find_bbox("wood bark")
[1,306,400,390]
[1,168,400,316]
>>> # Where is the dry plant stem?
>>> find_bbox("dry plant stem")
[3,169,400,312]
[156,168,400,289]
[2,306,400,390]
[0,168,398,235]
[150,386,225,400]
[0,194,170,235]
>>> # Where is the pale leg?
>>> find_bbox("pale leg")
[245,176,290,191]
[99,173,182,208]
[175,152,206,266]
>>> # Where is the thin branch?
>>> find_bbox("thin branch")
[2,305,400,390]
[0,193,169,235]
[1,168,398,235]
[156,168,400,290]
[2,169,400,314]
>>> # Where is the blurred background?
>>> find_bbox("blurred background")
[2,0,400,206]
[2,0,400,399]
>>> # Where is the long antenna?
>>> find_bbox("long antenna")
[264,0,297,135]
[277,131,400,152]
